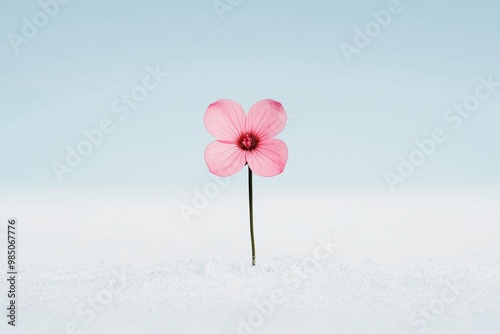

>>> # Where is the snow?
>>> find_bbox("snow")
[1,192,499,333]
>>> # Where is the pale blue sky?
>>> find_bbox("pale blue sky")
[1,0,499,195]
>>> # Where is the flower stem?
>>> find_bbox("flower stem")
[248,166,256,266]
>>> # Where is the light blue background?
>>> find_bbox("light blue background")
[1,0,499,196]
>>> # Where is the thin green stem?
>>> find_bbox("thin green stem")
[248,166,255,266]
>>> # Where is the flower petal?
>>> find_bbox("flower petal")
[205,140,246,177]
[246,99,287,139]
[205,99,246,142]
[246,138,288,177]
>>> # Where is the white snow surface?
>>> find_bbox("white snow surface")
[1,192,499,334]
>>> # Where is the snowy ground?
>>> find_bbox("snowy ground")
[1,191,499,333]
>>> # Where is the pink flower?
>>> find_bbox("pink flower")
[204,99,288,177]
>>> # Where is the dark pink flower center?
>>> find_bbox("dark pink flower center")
[238,132,259,151]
